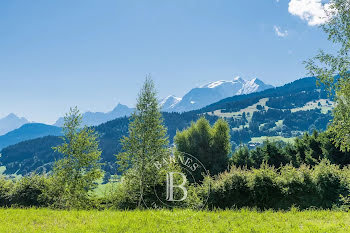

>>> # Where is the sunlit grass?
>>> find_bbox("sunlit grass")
[0,208,349,232]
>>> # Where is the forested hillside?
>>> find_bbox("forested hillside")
[0,76,333,175]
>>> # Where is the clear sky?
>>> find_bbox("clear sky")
[0,0,335,124]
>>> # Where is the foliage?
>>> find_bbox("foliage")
[174,117,231,180]
[196,159,350,210]
[0,177,12,207]
[305,0,350,151]
[9,175,50,207]
[116,77,170,208]
[230,130,350,168]
[51,107,103,209]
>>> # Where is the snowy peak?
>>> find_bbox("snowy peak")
[160,95,182,111]
[200,77,245,89]
[239,78,273,95]
[201,80,230,89]
[163,77,273,112]
[0,114,29,136]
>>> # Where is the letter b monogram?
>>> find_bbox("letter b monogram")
[166,172,188,201]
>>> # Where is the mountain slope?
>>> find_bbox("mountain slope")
[164,77,273,112]
[0,76,332,176]
[160,95,182,112]
[0,123,62,150]
[54,103,134,127]
[0,114,29,136]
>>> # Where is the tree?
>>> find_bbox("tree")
[231,145,253,168]
[51,107,103,208]
[116,76,169,208]
[305,0,350,151]
[174,117,231,180]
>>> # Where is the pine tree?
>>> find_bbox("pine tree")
[116,76,169,208]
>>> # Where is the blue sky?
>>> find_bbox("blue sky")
[0,0,334,124]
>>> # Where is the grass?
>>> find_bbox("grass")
[250,136,296,144]
[207,98,334,123]
[0,208,349,232]
[208,98,270,121]
[291,99,334,114]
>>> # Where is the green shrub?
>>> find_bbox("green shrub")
[9,175,49,207]
[193,159,350,210]
[312,160,349,208]
[205,167,250,209]
[248,164,283,209]
[277,164,317,209]
[0,177,13,207]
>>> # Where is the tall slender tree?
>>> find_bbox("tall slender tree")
[52,107,103,208]
[116,76,169,207]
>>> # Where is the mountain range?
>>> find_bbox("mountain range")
[0,123,62,150]
[160,77,273,112]
[0,76,333,176]
[54,103,134,127]
[0,114,29,136]
[0,77,272,135]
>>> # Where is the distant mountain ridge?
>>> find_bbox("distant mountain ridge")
[0,123,62,150]
[160,77,273,112]
[0,114,29,136]
[54,103,134,127]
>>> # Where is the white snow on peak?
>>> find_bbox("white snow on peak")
[201,77,247,89]
[160,95,181,105]
[161,76,273,113]
[159,95,182,110]
[200,80,226,88]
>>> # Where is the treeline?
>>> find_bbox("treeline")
[232,131,350,168]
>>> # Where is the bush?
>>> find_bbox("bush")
[0,177,13,207]
[195,160,350,210]
[277,164,317,209]
[204,167,250,209]
[248,164,283,209]
[312,160,349,208]
[9,175,50,207]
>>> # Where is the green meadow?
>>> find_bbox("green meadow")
[0,209,349,233]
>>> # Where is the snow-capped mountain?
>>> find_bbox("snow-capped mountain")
[159,95,182,111]
[162,77,273,112]
[54,103,134,127]
[0,113,29,136]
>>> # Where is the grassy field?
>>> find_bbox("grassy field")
[0,208,349,233]
[250,136,296,144]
